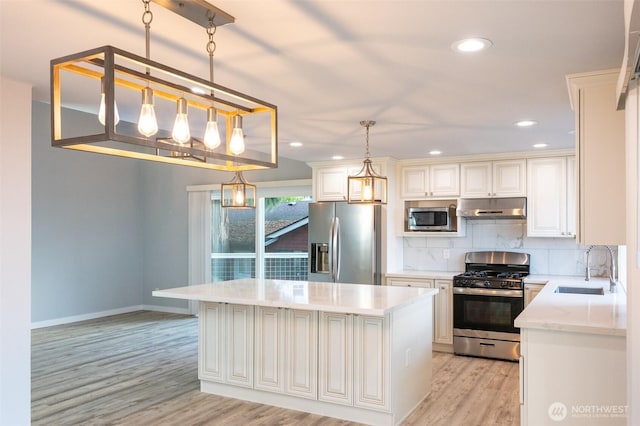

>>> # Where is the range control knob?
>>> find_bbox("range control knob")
[501,281,509,288]
[484,280,492,288]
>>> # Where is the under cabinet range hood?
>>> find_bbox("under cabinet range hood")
[457,197,527,219]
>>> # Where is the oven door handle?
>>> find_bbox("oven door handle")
[453,287,523,298]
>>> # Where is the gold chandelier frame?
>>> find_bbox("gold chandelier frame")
[50,1,278,172]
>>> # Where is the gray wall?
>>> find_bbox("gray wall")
[31,101,312,321]
[31,102,144,322]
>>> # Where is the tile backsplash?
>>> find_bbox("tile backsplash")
[403,219,617,277]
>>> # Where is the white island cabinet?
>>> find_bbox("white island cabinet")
[515,277,626,426]
[153,279,437,426]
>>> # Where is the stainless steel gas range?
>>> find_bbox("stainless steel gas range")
[452,251,530,362]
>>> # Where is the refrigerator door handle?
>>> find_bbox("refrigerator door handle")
[334,217,341,282]
[329,218,336,282]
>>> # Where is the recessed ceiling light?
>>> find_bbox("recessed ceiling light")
[452,37,493,53]
[332,155,344,160]
[429,150,442,155]
[533,143,548,148]
[190,86,206,95]
[289,142,303,147]
[515,120,538,127]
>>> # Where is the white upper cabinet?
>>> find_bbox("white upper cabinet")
[314,166,349,201]
[400,163,459,198]
[527,157,575,238]
[461,159,526,198]
[567,70,625,245]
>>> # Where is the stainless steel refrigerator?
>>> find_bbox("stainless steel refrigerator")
[308,201,382,285]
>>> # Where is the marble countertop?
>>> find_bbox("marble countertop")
[515,275,626,336]
[384,270,462,280]
[152,278,438,316]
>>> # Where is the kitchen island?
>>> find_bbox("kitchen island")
[153,279,438,426]
[515,276,627,426]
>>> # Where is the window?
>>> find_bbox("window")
[263,197,309,280]
[211,198,256,281]
[194,181,311,283]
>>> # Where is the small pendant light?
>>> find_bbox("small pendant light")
[347,120,388,204]
[221,171,256,208]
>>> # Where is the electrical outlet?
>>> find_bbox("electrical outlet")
[405,348,411,367]
[443,249,450,259]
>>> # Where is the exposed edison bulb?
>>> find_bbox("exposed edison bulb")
[234,185,245,205]
[229,114,245,155]
[362,179,373,201]
[172,97,191,144]
[138,87,158,137]
[98,77,120,126]
[203,107,221,149]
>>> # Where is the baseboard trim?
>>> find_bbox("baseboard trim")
[141,304,190,315]
[433,342,454,353]
[31,305,191,329]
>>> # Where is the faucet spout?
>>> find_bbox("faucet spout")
[585,245,595,281]
[584,245,617,292]
[605,245,617,293]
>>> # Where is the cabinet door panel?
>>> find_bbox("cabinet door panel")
[434,280,453,345]
[387,278,434,288]
[401,167,428,198]
[430,164,460,197]
[572,72,625,245]
[354,315,389,410]
[286,310,318,399]
[524,284,544,307]
[461,162,492,197]
[527,158,566,237]
[316,167,348,201]
[255,306,284,393]
[318,312,353,405]
[566,156,576,237]
[199,302,225,382]
[493,160,526,196]
[226,304,254,388]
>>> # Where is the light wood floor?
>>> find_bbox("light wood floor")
[32,311,519,425]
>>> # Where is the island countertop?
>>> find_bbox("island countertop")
[153,278,438,316]
[515,275,626,336]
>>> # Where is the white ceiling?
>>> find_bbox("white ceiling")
[0,0,625,164]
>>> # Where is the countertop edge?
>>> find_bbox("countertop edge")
[516,275,627,337]
[153,281,438,316]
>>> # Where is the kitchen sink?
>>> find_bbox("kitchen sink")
[554,286,605,295]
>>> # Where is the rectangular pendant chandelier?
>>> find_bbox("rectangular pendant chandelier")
[50,1,278,172]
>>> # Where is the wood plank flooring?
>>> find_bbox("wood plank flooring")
[32,311,519,425]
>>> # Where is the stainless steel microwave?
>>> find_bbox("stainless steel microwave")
[406,205,457,232]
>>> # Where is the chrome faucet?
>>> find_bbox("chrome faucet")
[585,245,617,292]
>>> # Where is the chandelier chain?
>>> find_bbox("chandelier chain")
[141,0,153,65]
[365,124,371,159]
[207,16,217,82]
[361,120,375,160]
[207,15,217,99]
